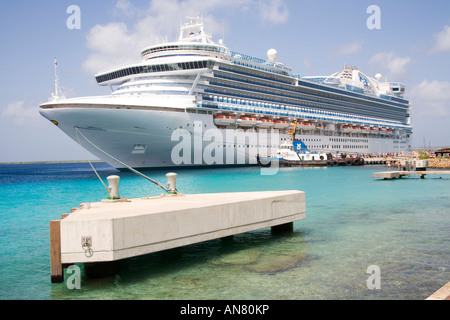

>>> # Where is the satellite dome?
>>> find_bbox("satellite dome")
[375,73,382,81]
[267,48,277,62]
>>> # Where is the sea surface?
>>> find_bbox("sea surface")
[0,162,448,300]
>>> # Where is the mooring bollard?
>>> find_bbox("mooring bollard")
[166,172,178,195]
[107,175,120,199]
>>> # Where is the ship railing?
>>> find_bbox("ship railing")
[205,102,407,130]
[204,102,408,129]
[202,94,409,129]
[229,50,292,74]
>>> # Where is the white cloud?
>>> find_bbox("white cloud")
[115,0,135,17]
[428,25,450,54]
[336,42,362,56]
[1,100,45,126]
[259,0,289,24]
[369,52,412,79]
[82,0,289,74]
[83,22,140,74]
[410,80,450,116]
[84,0,237,74]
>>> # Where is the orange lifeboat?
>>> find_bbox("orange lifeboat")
[297,121,316,130]
[257,118,274,128]
[342,125,353,133]
[273,120,290,129]
[237,117,258,127]
[213,114,235,126]
[343,125,362,133]
[361,126,371,133]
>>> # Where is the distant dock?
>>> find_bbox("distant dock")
[373,158,450,179]
[50,188,306,283]
[373,170,450,180]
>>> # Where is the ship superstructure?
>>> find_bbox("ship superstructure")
[40,17,412,169]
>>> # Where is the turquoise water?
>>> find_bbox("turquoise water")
[0,163,448,300]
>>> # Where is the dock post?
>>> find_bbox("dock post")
[50,220,63,283]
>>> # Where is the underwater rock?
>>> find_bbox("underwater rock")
[247,253,307,273]
[213,249,262,266]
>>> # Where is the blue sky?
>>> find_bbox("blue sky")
[1,0,450,162]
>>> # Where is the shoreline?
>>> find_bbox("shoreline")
[0,160,104,165]
[1,158,450,168]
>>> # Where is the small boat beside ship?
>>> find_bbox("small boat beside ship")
[257,139,365,168]
[257,119,364,167]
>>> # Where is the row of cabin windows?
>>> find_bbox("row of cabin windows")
[95,60,209,83]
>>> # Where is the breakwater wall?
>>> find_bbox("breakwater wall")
[428,158,450,169]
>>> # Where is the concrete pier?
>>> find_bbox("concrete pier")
[51,190,305,282]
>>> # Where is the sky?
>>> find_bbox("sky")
[1,0,450,162]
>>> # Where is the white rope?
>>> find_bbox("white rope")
[75,127,110,193]
[74,127,170,193]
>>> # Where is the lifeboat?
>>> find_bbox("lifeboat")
[273,120,290,129]
[257,118,274,128]
[237,117,258,127]
[343,125,362,133]
[386,129,393,135]
[380,128,388,135]
[361,126,371,133]
[213,114,235,126]
[316,123,324,130]
[353,126,362,133]
[342,125,353,133]
[370,127,380,133]
[297,121,316,130]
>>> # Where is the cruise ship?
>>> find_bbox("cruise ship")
[40,17,412,170]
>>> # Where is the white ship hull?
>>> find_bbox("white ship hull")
[40,96,409,170]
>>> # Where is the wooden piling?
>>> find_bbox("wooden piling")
[50,220,63,283]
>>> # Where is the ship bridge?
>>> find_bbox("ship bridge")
[141,17,230,61]
[95,17,293,87]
